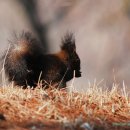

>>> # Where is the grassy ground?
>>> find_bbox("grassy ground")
[0,81,130,130]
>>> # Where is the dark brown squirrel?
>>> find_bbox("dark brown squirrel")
[4,31,81,88]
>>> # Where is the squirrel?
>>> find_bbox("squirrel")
[4,31,81,88]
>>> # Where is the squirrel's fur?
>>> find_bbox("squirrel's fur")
[4,32,81,88]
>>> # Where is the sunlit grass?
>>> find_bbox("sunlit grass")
[0,80,129,130]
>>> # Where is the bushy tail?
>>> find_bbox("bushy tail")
[4,32,42,86]
[8,32,43,57]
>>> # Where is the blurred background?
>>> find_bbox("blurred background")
[0,0,130,90]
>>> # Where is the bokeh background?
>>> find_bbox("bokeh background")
[0,0,130,90]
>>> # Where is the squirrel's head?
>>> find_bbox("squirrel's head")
[61,33,81,77]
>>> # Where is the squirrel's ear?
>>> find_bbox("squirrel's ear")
[61,32,76,52]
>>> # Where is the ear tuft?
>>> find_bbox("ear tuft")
[61,32,76,52]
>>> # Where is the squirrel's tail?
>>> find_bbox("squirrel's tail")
[4,32,42,87]
[8,32,43,57]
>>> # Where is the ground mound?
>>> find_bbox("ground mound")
[0,82,130,130]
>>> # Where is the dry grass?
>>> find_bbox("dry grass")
[0,81,130,130]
